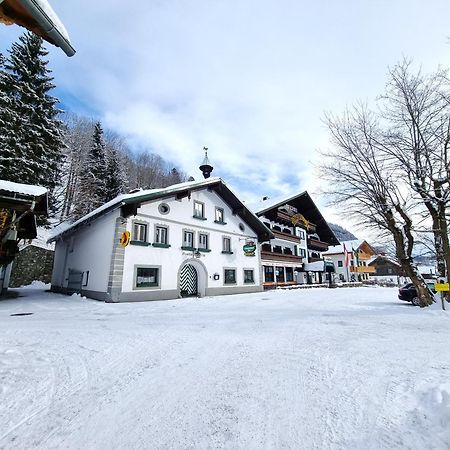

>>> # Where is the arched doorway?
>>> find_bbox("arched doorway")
[178,259,208,298]
[180,264,198,297]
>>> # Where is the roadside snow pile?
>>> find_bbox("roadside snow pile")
[71,292,87,300]
[411,383,450,447]
[19,280,50,290]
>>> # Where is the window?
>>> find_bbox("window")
[285,267,293,282]
[338,260,343,267]
[133,222,147,242]
[183,230,194,248]
[158,203,170,215]
[198,233,209,250]
[135,267,159,288]
[299,248,307,258]
[244,269,254,284]
[224,268,236,284]
[222,237,232,253]
[155,226,168,245]
[194,201,205,219]
[276,266,285,282]
[215,207,225,223]
[264,266,274,282]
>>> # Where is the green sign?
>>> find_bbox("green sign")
[243,244,256,256]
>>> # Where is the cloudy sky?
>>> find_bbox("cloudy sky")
[1,0,449,233]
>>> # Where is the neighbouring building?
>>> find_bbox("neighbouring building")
[368,255,407,285]
[324,239,376,282]
[251,192,339,288]
[0,180,48,293]
[48,178,273,302]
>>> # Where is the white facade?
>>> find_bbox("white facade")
[50,181,266,302]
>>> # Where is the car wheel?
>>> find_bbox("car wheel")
[411,296,421,306]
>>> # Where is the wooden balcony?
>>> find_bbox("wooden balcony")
[307,237,329,251]
[261,251,303,264]
[350,266,376,273]
[272,230,301,243]
[308,256,323,263]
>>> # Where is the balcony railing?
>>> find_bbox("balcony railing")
[350,266,376,273]
[307,237,329,251]
[272,230,301,243]
[261,251,303,264]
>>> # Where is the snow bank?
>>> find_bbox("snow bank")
[18,280,50,290]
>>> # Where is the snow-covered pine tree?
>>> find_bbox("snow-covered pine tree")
[73,122,108,219]
[105,145,127,202]
[0,32,64,214]
[0,50,24,182]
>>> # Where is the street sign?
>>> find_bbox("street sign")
[435,283,450,292]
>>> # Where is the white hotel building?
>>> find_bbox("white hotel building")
[49,178,273,302]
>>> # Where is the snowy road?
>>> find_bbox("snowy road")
[1,286,449,449]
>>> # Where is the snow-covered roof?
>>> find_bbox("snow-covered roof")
[19,226,54,251]
[324,239,366,255]
[0,180,47,197]
[48,178,274,243]
[304,261,325,272]
[368,254,400,267]
[0,0,75,56]
[247,191,308,215]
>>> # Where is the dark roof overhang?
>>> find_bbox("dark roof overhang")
[256,191,339,245]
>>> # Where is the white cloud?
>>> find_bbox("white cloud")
[1,0,450,235]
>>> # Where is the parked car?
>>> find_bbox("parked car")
[398,282,436,306]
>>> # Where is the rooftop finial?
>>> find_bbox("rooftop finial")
[199,146,214,179]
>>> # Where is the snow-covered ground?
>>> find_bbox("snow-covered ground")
[1,286,449,449]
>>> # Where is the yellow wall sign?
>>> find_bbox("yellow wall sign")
[119,231,131,247]
[435,283,450,292]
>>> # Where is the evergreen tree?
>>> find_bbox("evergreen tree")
[73,122,108,219]
[0,32,64,213]
[105,145,127,201]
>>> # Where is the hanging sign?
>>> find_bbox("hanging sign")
[119,231,131,247]
[243,242,256,256]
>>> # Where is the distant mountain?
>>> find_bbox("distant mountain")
[328,223,357,242]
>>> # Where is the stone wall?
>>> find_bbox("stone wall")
[10,245,54,288]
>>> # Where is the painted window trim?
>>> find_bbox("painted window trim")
[243,268,255,284]
[182,229,195,248]
[223,267,237,285]
[215,207,225,224]
[131,219,149,244]
[221,251,234,254]
[198,231,210,251]
[181,246,196,251]
[133,264,162,290]
[130,240,151,246]
[154,223,169,246]
[222,236,232,253]
[152,243,171,248]
[193,200,206,220]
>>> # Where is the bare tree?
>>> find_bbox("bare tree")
[379,60,450,304]
[321,106,434,306]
